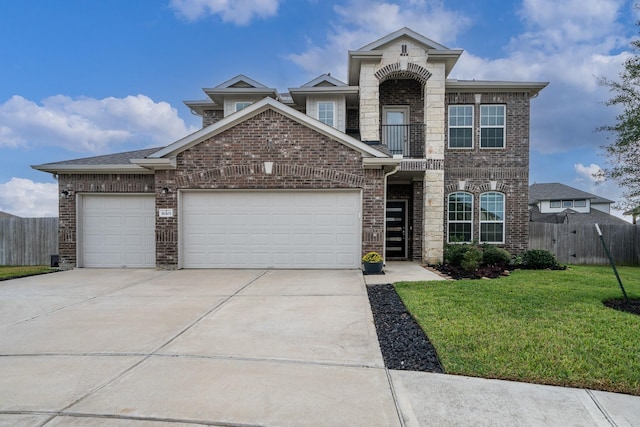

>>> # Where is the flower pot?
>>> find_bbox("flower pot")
[363,261,383,274]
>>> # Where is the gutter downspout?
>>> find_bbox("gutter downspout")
[382,164,401,265]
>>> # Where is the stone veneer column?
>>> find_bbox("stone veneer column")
[359,63,380,142]
[423,63,446,264]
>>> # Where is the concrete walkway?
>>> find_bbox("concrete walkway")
[0,267,638,426]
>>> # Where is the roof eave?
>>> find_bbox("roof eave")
[130,158,177,170]
[446,80,549,97]
[203,88,278,105]
[31,164,153,175]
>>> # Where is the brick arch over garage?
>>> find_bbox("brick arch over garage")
[174,163,366,188]
[375,62,432,85]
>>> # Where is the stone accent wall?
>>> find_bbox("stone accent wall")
[57,173,155,268]
[159,109,385,268]
[444,92,531,254]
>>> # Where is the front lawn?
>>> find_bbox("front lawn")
[395,265,640,395]
[0,265,56,280]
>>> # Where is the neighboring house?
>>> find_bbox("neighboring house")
[0,211,19,219]
[529,183,629,225]
[33,27,547,269]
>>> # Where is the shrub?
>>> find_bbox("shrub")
[444,243,471,266]
[519,249,564,270]
[461,246,483,273]
[482,246,512,266]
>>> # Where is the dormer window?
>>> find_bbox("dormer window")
[317,101,335,127]
[235,101,252,112]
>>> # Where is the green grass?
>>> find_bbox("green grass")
[395,265,640,395]
[0,265,55,280]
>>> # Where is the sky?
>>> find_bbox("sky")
[0,0,638,219]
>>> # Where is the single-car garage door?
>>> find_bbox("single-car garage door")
[80,195,156,268]
[181,190,361,269]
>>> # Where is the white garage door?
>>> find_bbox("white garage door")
[80,195,156,268]
[181,191,361,269]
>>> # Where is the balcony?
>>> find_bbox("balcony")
[380,124,425,158]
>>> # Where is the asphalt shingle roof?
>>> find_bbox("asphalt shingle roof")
[35,147,162,167]
[529,183,613,205]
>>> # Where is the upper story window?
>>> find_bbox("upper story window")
[551,199,587,209]
[550,200,561,208]
[574,199,587,208]
[235,101,252,112]
[317,101,335,127]
[447,192,473,243]
[448,105,473,148]
[480,192,505,243]
[480,105,505,148]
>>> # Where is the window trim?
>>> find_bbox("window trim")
[447,191,474,243]
[480,104,506,149]
[317,101,336,127]
[448,105,474,149]
[479,191,505,244]
[550,200,561,208]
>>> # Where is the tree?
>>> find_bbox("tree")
[598,18,640,210]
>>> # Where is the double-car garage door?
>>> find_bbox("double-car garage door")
[181,191,361,269]
[79,190,361,269]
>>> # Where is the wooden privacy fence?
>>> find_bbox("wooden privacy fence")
[529,222,640,266]
[0,218,58,266]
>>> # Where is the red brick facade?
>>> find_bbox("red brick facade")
[444,92,531,254]
[58,110,386,268]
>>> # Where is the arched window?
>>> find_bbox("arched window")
[480,192,505,243]
[447,192,473,243]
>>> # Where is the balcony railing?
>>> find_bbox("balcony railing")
[380,124,425,158]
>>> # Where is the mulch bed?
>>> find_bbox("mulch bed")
[366,284,444,373]
[603,298,640,316]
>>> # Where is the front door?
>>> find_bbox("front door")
[386,200,407,259]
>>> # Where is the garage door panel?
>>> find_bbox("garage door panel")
[182,191,361,269]
[81,195,155,268]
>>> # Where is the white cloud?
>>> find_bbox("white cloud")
[287,0,471,81]
[575,163,605,184]
[0,178,58,217]
[169,0,280,25]
[0,94,196,154]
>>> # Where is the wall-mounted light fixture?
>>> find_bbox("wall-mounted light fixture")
[161,187,169,195]
[60,190,70,198]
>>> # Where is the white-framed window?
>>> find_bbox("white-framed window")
[448,192,473,243]
[235,101,252,112]
[480,192,505,243]
[448,105,473,148]
[480,105,505,148]
[550,200,561,208]
[574,199,587,208]
[562,200,573,208]
[317,101,335,127]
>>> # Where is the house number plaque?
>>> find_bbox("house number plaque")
[158,208,174,218]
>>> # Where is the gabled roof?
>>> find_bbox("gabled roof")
[348,27,463,84]
[529,183,613,205]
[32,147,162,174]
[301,74,348,87]
[203,74,278,105]
[149,97,393,164]
[289,74,359,105]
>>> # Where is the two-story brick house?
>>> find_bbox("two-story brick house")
[33,28,547,269]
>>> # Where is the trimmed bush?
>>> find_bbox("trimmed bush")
[482,246,512,266]
[519,249,564,270]
[444,243,471,266]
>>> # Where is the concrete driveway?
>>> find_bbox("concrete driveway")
[2,268,639,427]
[0,268,400,426]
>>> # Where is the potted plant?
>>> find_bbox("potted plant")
[362,251,384,274]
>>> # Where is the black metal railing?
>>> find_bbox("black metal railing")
[380,124,425,158]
